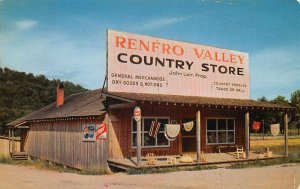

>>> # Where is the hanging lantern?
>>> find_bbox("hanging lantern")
[252,121,261,132]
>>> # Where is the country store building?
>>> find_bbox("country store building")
[7,30,294,171]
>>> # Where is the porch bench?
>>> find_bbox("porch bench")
[215,145,243,153]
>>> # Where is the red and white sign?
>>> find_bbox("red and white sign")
[95,123,107,140]
[133,106,141,122]
[107,30,249,99]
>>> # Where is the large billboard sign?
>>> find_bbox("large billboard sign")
[107,30,249,99]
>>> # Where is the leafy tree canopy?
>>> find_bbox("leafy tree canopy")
[0,67,88,133]
[290,90,300,128]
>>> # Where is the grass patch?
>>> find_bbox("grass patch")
[250,138,300,160]
[127,165,218,175]
[80,167,111,175]
[0,154,12,164]
[0,155,109,175]
[227,158,300,169]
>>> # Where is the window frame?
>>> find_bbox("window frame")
[206,117,235,145]
[131,116,170,148]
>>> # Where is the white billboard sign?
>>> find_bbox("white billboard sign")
[107,30,249,99]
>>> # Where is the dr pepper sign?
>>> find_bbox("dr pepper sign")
[133,106,141,122]
[107,30,249,99]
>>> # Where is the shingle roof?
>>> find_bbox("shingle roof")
[9,88,294,127]
[102,91,293,110]
[7,89,105,126]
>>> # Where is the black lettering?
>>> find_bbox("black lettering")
[155,57,165,67]
[186,61,194,70]
[144,56,153,65]
[237,67,244,75]
[165,58,174,68]
[117,53,127,63]
[130,55,142,64]
[229,67,235,74]
[201,63,209,71]
[211,64,217,72]
[218,66,227,74]
[176,60,185,69]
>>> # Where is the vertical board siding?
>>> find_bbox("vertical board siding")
[26,117,108,171]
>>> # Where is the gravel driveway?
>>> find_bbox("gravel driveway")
[0,164,299,189]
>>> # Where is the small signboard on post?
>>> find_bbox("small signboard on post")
[133,106,141,122]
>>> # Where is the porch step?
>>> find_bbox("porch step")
[107,159,132,171]
[11,152,28,160]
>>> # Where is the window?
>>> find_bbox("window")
[132,117,170,148]
[206,118,235,144]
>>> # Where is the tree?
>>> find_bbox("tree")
[270,96,290,106]
[251,97,275,133]
[270,96,290,134]
[257,96,268,102]
[0,67,88,135]
[290,90,300,133]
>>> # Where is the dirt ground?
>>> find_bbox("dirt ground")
[0,164,299,189]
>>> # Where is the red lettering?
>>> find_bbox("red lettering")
[140,40,150,52]
[222,53,229,62]
[204,50,212,60]
[152,41,160,52]
[128,38,137,49]
[238,55,244,64]
[116,36,126,48]
[173,45,184,56]
[230,54,237,63]
[193,48,205,59]
[162,43,171,54]
[214,52,222,62]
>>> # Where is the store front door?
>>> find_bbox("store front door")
[181,118,196,153]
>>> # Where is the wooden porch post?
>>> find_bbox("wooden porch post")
[8,129,11,153]
[245,112,250,159]
[133,106,142,167]
[196,110,201,164]
[136,118,142,167]
[284,113,288,157]
[12,129,15,153]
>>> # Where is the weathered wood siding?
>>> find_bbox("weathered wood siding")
[26,117,108,171]
[108,104,246,157]
[0,137,20,157]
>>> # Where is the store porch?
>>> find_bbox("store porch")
[107,151,284,171]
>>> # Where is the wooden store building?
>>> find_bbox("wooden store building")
[7,30,294,171]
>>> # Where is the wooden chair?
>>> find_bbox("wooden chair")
[145,153,157,165]
[236,146,244,159]
[167,157,177,165]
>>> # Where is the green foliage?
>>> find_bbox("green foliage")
[0,154,12,164]
[252,97,276,133]
[291,90,300,129]
[270,96,290,106]
[80,167,111,175]
[227,158,300,169]
[127,165,218,175]
[0,67,88,135]
[0,156,109,175]
[253,95,298,133]
[257,96,268,102]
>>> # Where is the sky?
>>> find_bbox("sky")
[0,0,299,100]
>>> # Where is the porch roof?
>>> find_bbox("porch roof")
[102,91,294,111]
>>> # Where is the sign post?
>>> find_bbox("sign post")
[133,106,142,167]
